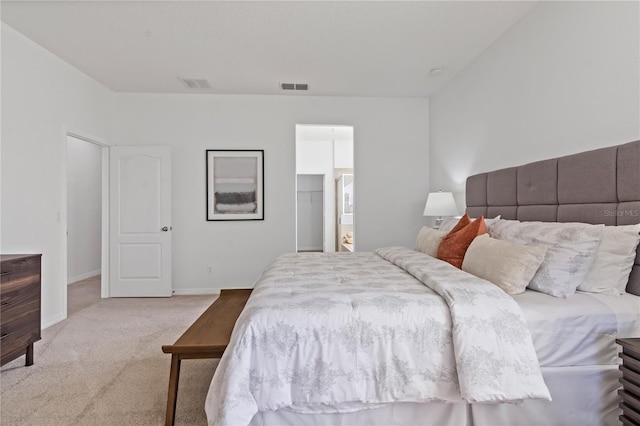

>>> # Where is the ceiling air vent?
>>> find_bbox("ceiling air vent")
[178,77,212,89]
[280,82,309,91]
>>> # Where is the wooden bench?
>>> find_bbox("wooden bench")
[162,288,252,426]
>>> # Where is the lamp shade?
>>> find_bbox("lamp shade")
[423,191,458,217]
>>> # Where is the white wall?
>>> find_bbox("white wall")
[430,1,640,210]
[66,136,102,283]
[2,21,428,317]
[1,23,113,327]
[113,94,429,292]
[334,140,354,169]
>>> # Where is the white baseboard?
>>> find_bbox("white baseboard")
[172,288,221,296]
[42,312,66,330]
[67,269,100,285]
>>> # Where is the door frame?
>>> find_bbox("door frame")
[61,128,111,319]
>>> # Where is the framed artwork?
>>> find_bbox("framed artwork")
[206,150,264,221]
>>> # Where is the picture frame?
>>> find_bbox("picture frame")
[206,150,264,221]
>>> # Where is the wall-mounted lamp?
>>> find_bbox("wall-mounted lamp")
[423,191,458,228]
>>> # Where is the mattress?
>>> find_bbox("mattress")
[249,365,621,426]
[514,290,640,366]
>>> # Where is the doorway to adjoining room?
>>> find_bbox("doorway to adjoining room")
[66,135,103,314]
[295,125,354,253]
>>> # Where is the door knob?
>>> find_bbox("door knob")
[161,226,169,232]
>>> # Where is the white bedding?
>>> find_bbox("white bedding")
[248,365,621,426]
[206,248,550,425]
[514,290,640,366]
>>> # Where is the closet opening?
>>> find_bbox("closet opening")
[295,124,354,253]
[296,174,324,252]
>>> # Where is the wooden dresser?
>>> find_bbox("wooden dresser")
[1,254,42,367]
[617,338,640,425]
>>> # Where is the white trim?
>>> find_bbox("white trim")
[42,313,66,330]
[297,246,323,252]
[172,288,222,296]
[100,145,110,299]
[67,270,101,285]
[61,128,68,320]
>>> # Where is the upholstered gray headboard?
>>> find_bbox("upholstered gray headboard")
[465,140,640,296]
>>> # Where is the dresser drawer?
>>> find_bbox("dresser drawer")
[0,279,39,312]
[1,255,40,308]
[0,302,40,347]
[0,255,40,284]
[1,295,40,328]
[0,306,40,367]
[0,254,42,367]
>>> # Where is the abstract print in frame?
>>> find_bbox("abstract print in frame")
[206,150,264,221]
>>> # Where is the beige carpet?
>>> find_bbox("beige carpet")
[1,281,218,426]
[67,275,103,316]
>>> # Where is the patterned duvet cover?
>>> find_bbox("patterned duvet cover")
[205,247,550,425]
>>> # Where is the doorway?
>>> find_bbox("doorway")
[66,135,102,313]
[295,125,354,253]
[62,131,110,321]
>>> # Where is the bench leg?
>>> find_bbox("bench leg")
[25,343,34,366]
[165,354,182,426]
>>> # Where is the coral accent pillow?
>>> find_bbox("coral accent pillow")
[437,214,487,269]
[445,213,471,234]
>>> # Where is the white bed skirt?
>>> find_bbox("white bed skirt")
[248,365,621,426]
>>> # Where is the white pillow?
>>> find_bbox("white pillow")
[416,226,447,257]
[490,220,604,298]
[439,215,501,233]
[438,217,459,233]
[578,224,640,296]
[462,234,547,295]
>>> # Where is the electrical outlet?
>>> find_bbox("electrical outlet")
[207,266,213,275]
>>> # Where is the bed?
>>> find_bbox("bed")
[205,140,640,426]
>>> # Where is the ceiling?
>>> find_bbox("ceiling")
[1,1,537,97]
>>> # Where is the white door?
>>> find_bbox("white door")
[110,146,172,297]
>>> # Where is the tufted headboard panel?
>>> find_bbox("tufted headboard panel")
[466,140,640,296]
